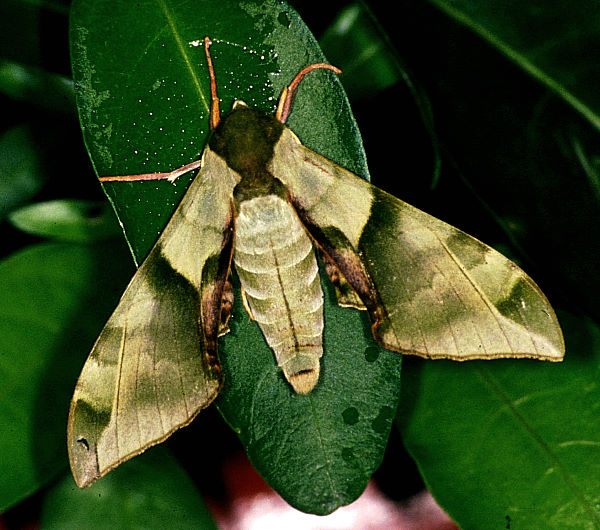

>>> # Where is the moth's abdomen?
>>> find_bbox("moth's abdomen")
[234,194,323,394]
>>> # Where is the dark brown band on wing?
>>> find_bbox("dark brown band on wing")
[218,274,234,335]
[289,196,389,339]
[200,206,235,368]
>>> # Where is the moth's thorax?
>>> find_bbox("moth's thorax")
[209,105,284,177]
[233,194,324,394]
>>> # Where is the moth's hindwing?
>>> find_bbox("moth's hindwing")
[270,128,565,361]
[68,149,240,488]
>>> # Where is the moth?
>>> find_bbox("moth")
[68,37,564,488]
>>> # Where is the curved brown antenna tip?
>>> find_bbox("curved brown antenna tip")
[204,36,220,130]
[275,63,342,124]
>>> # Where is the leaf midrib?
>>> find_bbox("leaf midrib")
[478,366,600,526]
[156,0,210,115]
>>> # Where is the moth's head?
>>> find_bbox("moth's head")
[208,101,285,175]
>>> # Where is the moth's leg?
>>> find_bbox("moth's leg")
[218,274,234,336]
[240,285,255,321]
[98,159,203,183]
[320,250,365,310]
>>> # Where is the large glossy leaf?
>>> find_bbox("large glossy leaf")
[70,0,400,514]
[217,268,400,514]
[40,447,216,529]
[397,313,600,528]
[0,241,132,511]
[70,0,369,262]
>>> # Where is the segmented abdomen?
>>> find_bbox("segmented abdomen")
[233,194,323,393]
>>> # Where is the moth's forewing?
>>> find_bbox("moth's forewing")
[68,149,239,487]
[271,128,565,361]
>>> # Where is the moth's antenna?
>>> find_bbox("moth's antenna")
[275,63,342,124]
[97,38,219,184]
[98,159,203,183]
[204,36,220,130]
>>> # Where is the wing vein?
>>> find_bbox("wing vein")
[515,291,541,355]
[114,321,127,459]
[152,310,166,436]
[431,260,477,354]
[432,229,515,351]
[133,327,142,447]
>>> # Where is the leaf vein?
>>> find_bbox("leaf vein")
[155,0,210,114]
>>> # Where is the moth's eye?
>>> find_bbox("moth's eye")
[77,437,90,451]
[265,122,283,142]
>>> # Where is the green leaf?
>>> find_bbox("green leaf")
[0,125,45,219]
[319,3,401,99]
[70,0,369,262]
[40,447,217,530]
[427,0,600,131]
[397,313,600,528]
[8,199,121,242]
[0,241,132,511]
[216,269,400,514]
[0,59,75,114]
[70,0,400,515]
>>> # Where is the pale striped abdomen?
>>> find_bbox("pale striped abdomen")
[233,194,323,393]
